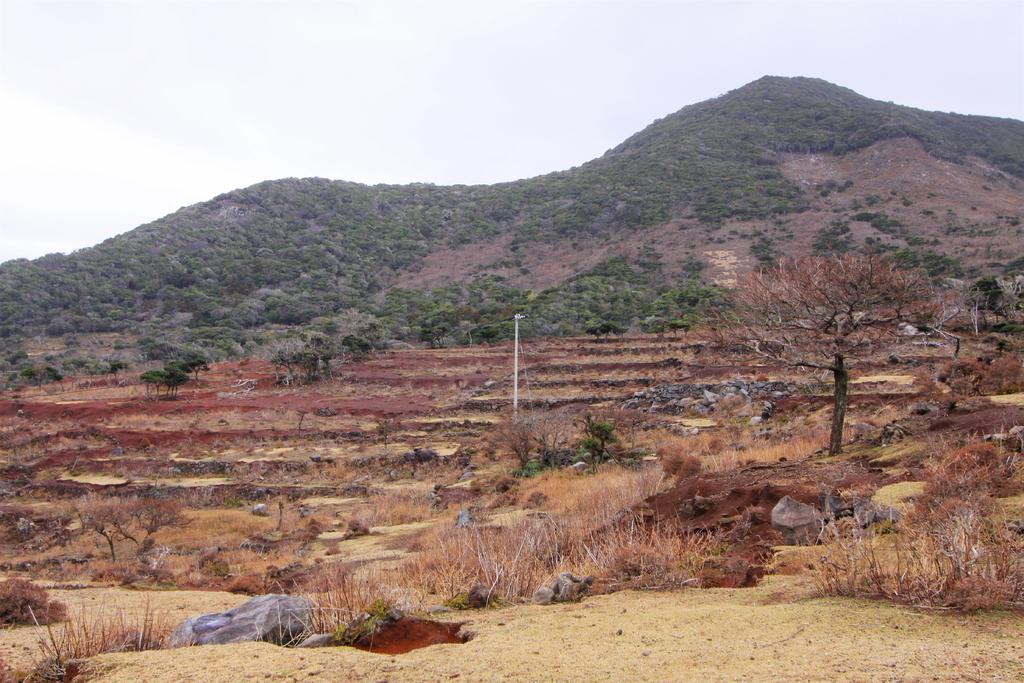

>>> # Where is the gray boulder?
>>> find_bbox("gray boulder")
[170,594,311,647]
[853,501,902,528]
[771,496,823,545]
[533,572,593,605]
[454,509,473,528]
[251,503,269,517]
[295,632,334,648]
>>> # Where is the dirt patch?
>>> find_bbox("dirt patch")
[642,458,891,587]
[928,406,1024,435]
[353,617,469,654]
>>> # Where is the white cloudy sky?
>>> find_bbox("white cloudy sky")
[1,0,1022,263]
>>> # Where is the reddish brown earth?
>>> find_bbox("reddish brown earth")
[643,458,898,587]
[354,618,469,654]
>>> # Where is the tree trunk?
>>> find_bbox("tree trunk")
[104,533,117,562]
[829,354,849,455]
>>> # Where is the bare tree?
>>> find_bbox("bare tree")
[493,412,535,469]
[74,495,186,561]
[723,254,930,455]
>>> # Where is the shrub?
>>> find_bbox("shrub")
[0,579,67,625]
[660,447,703,481]
[943,355,1024,395]
[224,574,266,595]
[31,603,169,682]
[813,495,1024,610]
[925,443,1021,499]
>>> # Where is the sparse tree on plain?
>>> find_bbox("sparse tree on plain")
[724,254,931,455]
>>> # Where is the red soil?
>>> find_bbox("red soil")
[642,458,891,587]
[354,618,469,654]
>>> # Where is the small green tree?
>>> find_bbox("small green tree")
[107,360,129,378]
[177,351,210,382]
[577,414,618,464]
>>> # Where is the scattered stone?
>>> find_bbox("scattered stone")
[853,501,901,528]
[251,503,269,517]
[570,461,588,473]
[910,402,935,416]
[748,416,763,426]
[110,446,124,456]
[170,594,312,647]
[454,509,473,528]
[458,469,474,482]
[678,495,714,518]
[770,496,823,545]
[849,422,874,439]
[819,491,853,520]
[533,572,593,605]
[425,605,453,615]
[296,633,335,648]
[897,322,921,336]
[624,380,798,415]
[404,448,438,464]
[14,517,35,540]
[466,582,492,609]
[313,407,337,417]
[878,421,911,445]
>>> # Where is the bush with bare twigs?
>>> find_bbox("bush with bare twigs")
[943,354,1024,396]
[924,442,1022,499]
[30,603,170,682]
[302,563,408,636]
[492,409,575,470]
[0,579,67,626]
[813,495,1024,610]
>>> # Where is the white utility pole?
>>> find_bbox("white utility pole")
[513,314,526,413]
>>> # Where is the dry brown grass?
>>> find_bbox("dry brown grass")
[350,491,436,528]
[647,428,825,474]
[395,466,708,602]
[813,498,1024,610]
[815,438,1024,610]
[29,602,170,682]
[302,466,703,610]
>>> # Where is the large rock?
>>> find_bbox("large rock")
[533,572,593,605]
[771,496,823,545]
[170,594,311,647]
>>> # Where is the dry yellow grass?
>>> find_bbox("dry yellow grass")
[71,576,1024,682]
[648,428,825,473]
[153,509,275,548]
[872,481,925,508]
[989,392,1024,406]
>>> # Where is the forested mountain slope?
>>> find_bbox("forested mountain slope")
[2,76,1022,346]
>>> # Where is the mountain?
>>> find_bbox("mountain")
[1,76,1023,349]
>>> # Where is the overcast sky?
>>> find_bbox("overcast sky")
[1,0,1022,263]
